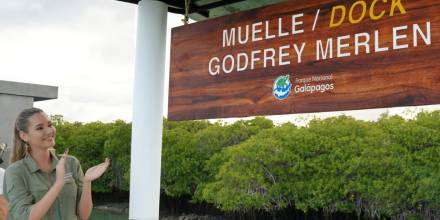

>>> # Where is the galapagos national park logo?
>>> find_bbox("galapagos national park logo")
[273,75,292,100]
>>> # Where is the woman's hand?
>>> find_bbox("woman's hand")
[55,149,69,186]
[84,158,110,182]
[78,159,109,220]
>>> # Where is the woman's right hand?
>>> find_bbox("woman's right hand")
[27,149,69,220]
[55,149,68,186]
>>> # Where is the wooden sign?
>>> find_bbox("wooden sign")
[168,0,440,120]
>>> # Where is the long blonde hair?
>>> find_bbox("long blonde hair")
[11,107,43,163]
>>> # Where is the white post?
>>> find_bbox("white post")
[129,0,167,220]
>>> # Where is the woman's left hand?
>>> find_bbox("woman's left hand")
[84,158,110,182]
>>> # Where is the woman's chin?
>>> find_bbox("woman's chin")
[45,141,56,149]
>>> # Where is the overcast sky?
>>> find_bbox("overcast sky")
[1,0,439,124]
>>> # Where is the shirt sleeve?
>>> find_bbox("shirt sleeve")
[4,167,33,220]
[73,157,84,214]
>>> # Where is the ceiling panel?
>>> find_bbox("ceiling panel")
[116,0,287,21]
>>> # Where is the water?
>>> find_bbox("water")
[90,209,128,220]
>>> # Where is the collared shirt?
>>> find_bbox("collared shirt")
[3,151,84,220]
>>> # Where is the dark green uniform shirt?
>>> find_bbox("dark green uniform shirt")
[4,152,84,220]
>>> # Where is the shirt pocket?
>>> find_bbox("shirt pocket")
[30,185,49,202]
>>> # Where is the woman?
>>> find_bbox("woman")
[4,108,110,220]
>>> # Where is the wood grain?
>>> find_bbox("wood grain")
[168,0,440,120]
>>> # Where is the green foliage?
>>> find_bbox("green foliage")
[161,126,200,196]
[52,110,440,219]
[161,117,274,199]
[103,120,132,191]
[199,124,296,211]
[194,112,440,219]
[54,118,130,193]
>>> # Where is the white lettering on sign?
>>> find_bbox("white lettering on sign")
[215,7,432,76]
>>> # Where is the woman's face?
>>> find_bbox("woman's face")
[20,112,56,150]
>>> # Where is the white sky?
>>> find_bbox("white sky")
[0,0,438,124]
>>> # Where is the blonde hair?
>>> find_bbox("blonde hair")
[11,108,43,163]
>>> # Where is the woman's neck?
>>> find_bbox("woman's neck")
[30,148,52,173]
